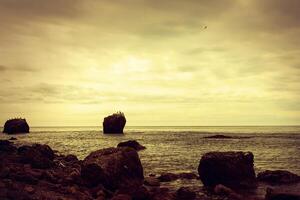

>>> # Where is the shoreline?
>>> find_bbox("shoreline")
[1,139,300,200]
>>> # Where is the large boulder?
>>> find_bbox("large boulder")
[103,112,126,134]
[117,140,145,151]
[257,170,300,185]
[17,144,54,169]
[82,147,144,190]
[3,118,29,134]
[198,151,256,189]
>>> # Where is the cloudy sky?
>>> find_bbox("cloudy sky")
[0,0,299,126]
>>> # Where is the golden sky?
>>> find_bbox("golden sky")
[0,0,299,126]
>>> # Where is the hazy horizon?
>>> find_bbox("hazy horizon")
[0,0,300,126]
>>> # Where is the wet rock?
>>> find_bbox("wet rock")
[178,172,198,180]
[144,177,160,186]
[111,194,132,200]
[0,140,17,152]
[214,184,243,200]
[158,172,179,182]
[81,163,106,187]
[103,112,126,134]
[64,154,78,162]
[117,140,146,151]
[3,118,29,134]
[198,151,257,189]
[83,147,144,190]
[18,144,54,169]
[9,137,17,141]
[150,187,174,200]
[257,170,300,185]
[132,186,151,200]
[265,187,300,200]
[176,187,196,200]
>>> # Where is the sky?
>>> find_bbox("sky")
[0,0,299,126]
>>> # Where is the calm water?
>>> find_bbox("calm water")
[1,126,300,176]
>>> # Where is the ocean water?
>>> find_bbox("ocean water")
[1,126,300,177]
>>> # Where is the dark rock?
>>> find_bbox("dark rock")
[144,177,160,186]
[0,140,17,152]
[198,151,257,189]
[9,137,17,141]
[103,112,126,134]
[214,184,243,200]
[18,144,54,169]
[64,154,79,162]
[83,147,144,190]
[117,140,146,151]
[204,135,232,139]
[257,170,300,185]
[111,194,132,200]
[265,187,300,200]
[13,173,38,185]
[132,186,151,200]
[158,172,179,182]
[150,187,174,200]
[176,187,196,200]
[81,163,106,187]
[178,172,198,180]
[3,118,29,134]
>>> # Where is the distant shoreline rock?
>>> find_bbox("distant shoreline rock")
[204,135,233,139]
[117,140,146,151]
[3,118,30,134]
[103,112,126,134]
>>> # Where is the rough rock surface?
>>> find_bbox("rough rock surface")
[257,170,300,185]
[3,118,29,134]
[265,187,300,200]
[176,187,196,200]
[82,147,144,190]
[198,151,257,189]
[103,112,126,134]
[117,140,146,151]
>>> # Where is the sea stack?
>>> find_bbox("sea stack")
[103,112,126,134]
[3,118,30,134]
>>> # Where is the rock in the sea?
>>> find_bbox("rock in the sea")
[103,112,126,134]
[204,135,232,139]
[176,187,196,200]
[198,151,256,189]
[158,172,179,182]
[144,177,160,186]
[3,118,30,134]
[257,170,300,185]
[265,187,300,200]
[82,147,144,190]
[117,140,146,151]
[214,184,243,200]
[18,144,54,169]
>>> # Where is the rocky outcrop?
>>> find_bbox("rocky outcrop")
[103,112,126,134]
[198,151,257,189]
[176,187,196,200]
[265,187,300,200]
[3,118,29,134]
[257,170,300,185]
[82,147,144,191]
[117,140,146,151]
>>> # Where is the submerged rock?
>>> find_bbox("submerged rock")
[3,118,29,134]
[204,135,233,139]
[198,151,257,189]
[103,112,126,134]
[117,140,146,151]
[257,170,300,185]
[82,147,144,190]
[158,172,179,182]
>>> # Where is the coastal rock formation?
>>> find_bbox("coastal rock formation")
[103,112,126,134]
[82,147,144,190]
[117,140,146,151]
[265,187,300,200]
[257,170,300,185]
[3,118,29,134]
[198,151,257,189]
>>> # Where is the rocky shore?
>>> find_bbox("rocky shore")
[0,139,299,200]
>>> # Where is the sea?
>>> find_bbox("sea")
[1,126,299,177]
